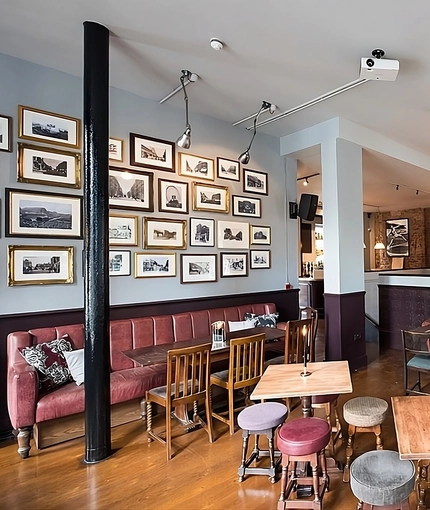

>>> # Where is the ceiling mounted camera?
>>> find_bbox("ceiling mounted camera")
[359,48,399,81]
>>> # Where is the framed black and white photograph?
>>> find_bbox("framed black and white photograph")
[232,195,261,218]
[386,218,410,257]
[217,157,240,181]
[179,153,215,181]
[129,133,175,172]
[243,168,268,195]
[220,252,248,278]
[143,217,187,250]
[250,249,271,269]
[6,188,82,239]
[192,182,229,214]
[109,137,124,162]
[109,250,131,276]
[109,213,138,246]
[135,252,176,278]
[8,245,74,286]
[180,254,217,283]
[250,225,271,245]
[217,220,249,249]
[17,143,81,188]
[109,167,154,212]
[189,217,215,247]
[158,178,188,214]
[0,114,12,152]
[18,105,80,149]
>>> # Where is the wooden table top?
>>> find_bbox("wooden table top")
[392,395,430,460]
[123,327,285,367]
[251,360,353,400]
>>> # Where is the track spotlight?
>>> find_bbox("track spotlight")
[238,101,273,164]
[297,173,319,186]
[176,70,192,149]
[416,190,419,195]
[396,184,399,190]
[303,178,309,187]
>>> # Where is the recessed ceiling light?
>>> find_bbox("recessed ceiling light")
[210,38,224,51]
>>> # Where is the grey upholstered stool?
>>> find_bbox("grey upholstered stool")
[350,450,415,509]
[343,397,388,483]
[237,402,288,483]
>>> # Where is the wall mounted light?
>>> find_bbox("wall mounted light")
[176,70,192,149]
[237,101,274,164]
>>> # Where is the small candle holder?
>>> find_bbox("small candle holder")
[211,320,226,349]
[300,324,312,377]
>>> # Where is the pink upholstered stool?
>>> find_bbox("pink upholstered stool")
[277,417,330,510]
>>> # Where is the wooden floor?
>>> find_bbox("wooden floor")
[0,338,426,509]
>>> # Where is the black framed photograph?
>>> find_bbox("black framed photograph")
[179,153,215,181]
[180,254,217,283]
[109,137,124,162]
[18,105,81,149]
[217,220,249,249]
[232,195,261,218]
[192,181,229,214]
[109,213,138,246]
[158,178,188,214]
[217,157,240,181]
[6,188,82,239]
[129,133,175,172]
[143,217,187,250]
[250,249,271,269]
[8,245,74,286]
[109,250,131,276]
[0,114,12,152]
[243,168,268,195]
[386,218,410,257]
[189,217,215,247]
[220,252,248,278]
[17,143,81,189]
[250,225,271,245]
[109,167,154,212]
[135,252,176,278]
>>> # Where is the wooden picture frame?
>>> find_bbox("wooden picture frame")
[109,213,138,246]
[108,167,154,212]
[180,254,217,283]
[250,225,271,245]
[143,217,187,249]
[109,137,124,162]
[217,157,240,181]
[192,181,229,213]
[220,252,248,278]
[109,250,131,276]
[0,114,12,152]
[179,153,215,181]
[232,195,261,218]
[135,252,176,278]
[217,220,249,249]
[189,217,215,247]
[158,178,188,214]
[385,218,410,257]
[243,168,268,195]
[18,105,80,149]
[129,133,175,172]
[250,249,271,269]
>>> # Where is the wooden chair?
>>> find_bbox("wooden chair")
[300,306,319,345]
[210,333,265,435]
[146,342,214,460]
[401,329,430,395]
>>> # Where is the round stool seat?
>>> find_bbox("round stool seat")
[277,417,330,456]
[350,450,415,506]
[344,397,388,427]
[312,393,339,404]
[238,402,288,431]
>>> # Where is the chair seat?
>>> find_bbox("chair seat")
[343,397,388,428]
[265,355,285,365]
[408,354,430,370]
[277,417,330,456]
[350,450,415,506]
[238,402,288,431]
[312,394,338,405]
[211,369,229,382]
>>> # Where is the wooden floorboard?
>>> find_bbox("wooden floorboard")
[0,339,426,509]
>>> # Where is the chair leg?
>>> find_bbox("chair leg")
[268,433,277,482]
[343,424,356,482]
[228,389,235,435]
[204,394,214,443]
[319,448,330,492]
[146,400,153,442]
[375,424,383,450]
[166,406,172,461]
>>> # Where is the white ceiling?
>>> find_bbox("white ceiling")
[2,0,430,210]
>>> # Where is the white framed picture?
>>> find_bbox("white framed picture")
[217,220,249,249]
[109,213,138,246]
[190,217,215,247]
[0,114,12,152]
[250,249,271,269]
[232,195,261,218]
[250,225,271,245]
[158,178,188,214]
[220,252,248,278]
[109,250,131,276]
[217,157,240,181]
[135,252,176,278]
[180,254,217,283]
[179,153,215,181]
[109,138,124,162]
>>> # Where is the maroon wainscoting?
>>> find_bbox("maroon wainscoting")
[0,289,299,436]
[325,291,367,371]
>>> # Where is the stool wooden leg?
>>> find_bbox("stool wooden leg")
[279,460,289,502]
[343,424,356,483]
[238,430,250,482]
[356,501,363,510]
[323,403,335,456]
[333,398,342,440]
[311,457,321,505]
[417,459,429,510]
[375,424,383,450]
[268,433,277,483]
[319,448,330,492]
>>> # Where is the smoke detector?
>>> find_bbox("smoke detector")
[210,38,224,51]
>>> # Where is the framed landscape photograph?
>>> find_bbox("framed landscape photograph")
[17,143,81,188]
[109,213,138,246]
[180,254,217,284]
[8,245,74,286]
[189,217,215,247]
[109,138,124,162]
[158,178,188,214]
[217,157,240,181]
[232,195,261,218]
[135,252,176,278]
[386,218,410,257]
[250,249,271,269]
[109,167,154,212]
[6,188,82,239]
[109,250,131,276]
[179,153,215,181]
[243,168,268,195]
[18,105,80,149]
[0,114,12,152]
[220,252,248,278]
[192,182,229,214]
[217,220,249,249]
[250,225,271,245]
[129,133,175,172]
[143,217,187,249]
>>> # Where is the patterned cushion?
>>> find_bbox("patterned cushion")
[244,312,279,328]
[19,336,73,392]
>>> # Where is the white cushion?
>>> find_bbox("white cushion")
[64,349,85,386]
[228,319,256,332]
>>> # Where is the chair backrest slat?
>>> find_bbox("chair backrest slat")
[228,333,265,388]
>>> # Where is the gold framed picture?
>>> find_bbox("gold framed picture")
[143,217,187,250]
[179,153,215,181]
[192,182,229,213]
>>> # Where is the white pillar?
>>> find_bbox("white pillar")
[285,157,299,289]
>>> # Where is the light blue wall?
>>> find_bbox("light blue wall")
[0,53,289,315]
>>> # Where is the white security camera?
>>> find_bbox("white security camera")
[359,57,399,81]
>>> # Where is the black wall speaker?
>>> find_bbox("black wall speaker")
[298,194,318,221]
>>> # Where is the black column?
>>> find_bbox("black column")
[83,21,111,463]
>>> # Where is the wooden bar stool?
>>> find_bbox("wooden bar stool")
[277,417,330,510]
[342,396,388,483]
